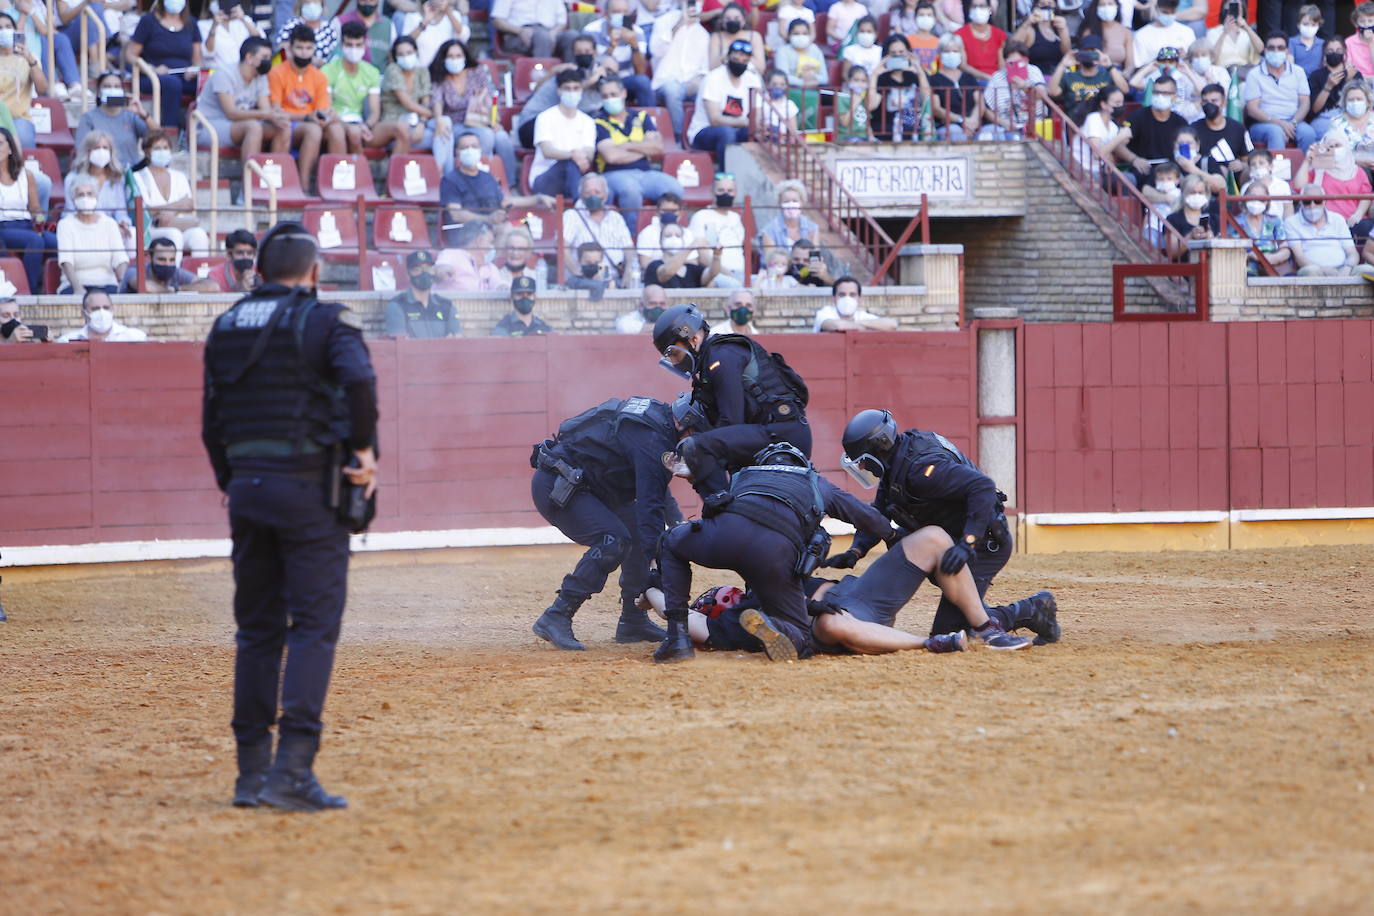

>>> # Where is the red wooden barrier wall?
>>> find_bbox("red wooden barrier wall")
[0,332,977,548]
[1023,321,1374,513]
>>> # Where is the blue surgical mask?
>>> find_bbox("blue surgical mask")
[603,96,625,115]
[609,12,624,26]
[445,57,464,74]
[301,1,323,19]
[1265,49,1287,67]
[1155,11,1174,25]
[162,0,186,13]
[458,146,482,168]
[559,89,582,109]
[150,148,172,168]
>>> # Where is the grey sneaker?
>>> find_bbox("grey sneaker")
[739,608,799,662]
[972,621,1032,650]
[925,631,968,653]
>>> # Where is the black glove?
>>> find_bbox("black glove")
[939,541,975,576]
[822,548,859,569]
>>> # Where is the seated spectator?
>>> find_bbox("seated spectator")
[1079,86,1132,176]
[1285,185,1358,275]
[1122,73,1187,185]
[496,224,549,291]
[788,238,833,287]
[565,240,621,299]
[442,131,554,226]
[686,173,746,286]
[1204,1,1260,70]
[1231,178,1292,274]
[1241,147,1292,219]
[57,176,127,295]
[436,220,502,291]
[65,130,133,245]
[837,64,877,142]
[274,0,338,63]
[380,35,435,167]
[197,37,288,162]
[200,0,264,72]
[1244,32,1316,151]
[1190,82,1251,185]
[398,0,469,69]
[1290,4,1324,76]
[891,0,932,60]
[131,131,211,257]
[9,0,82,100]
[690,39,762,169]
[709,288,758,335]
[513,37,612,146]
[386,250,461,337]
[708,3,765,75]
[775,19,825,89]
[1330,82,1374,169]
[77,72,153,170]
[561,173,633,282]
[1308,37,1350,140]
[978,41,1047,140]
[57,290,148,342]
[1293,128,1374,239]
[615,282,666,333]
[760,67,800,136]
[1011,0,1070,77]
[842,16,883,76]
[430,39,516,182]
[490,0,575,58]
[636,192,696,269]
[120,236,219,293]
[1131,0,1195,79]
[825,0,866,50]
[1164,173,1216,260]
[54,0,114,90]
[929,36,982,139]
[1171,124,1226,193]
[650,0,709,144]
[125,0,201,132]
[872,37,929,141]
[493,275,554,336]
[643,223,718,287]
[269,26,347,195]
[1076,1,1134,73]
[754,246,800,288]
[585,0,653,107]
[1349,2,1374,80]
[955,0,1006,81]
[0,296,43,342]
[759,180,817,255]
[0,12,48,151]
[335,0,393,64]
[814,276,898,332]
[531,70,597,201]
[324,22,412,156]
[1141,160,1183,230]
[593,74,683,225]
[1049,35,1126,110]
[205,229,260,293]
[0,127,55,295]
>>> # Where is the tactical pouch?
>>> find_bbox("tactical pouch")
[329,450,377,534]
[538,452,585,508]
[794,527,832,577]
[701,491,733,518]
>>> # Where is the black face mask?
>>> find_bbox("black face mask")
[1110,103,1124,117]
[642,305,664,321]
[513,297,535,314]
[256,59,272,75]
[0,317,18,339]
[580,262,600,278]
[723,18,742,32]
[292,54,313,69]
[358,2,377,13]
[506,259,526,271]
[727,59,748,77]
[729,306,753,325]
[410,270,434,290]
[1327,51,1345,67]
[1076,51,1096,66]
[715,192,735,208]
[660,211,679,225]
[574,52,595,69]
[150,263,176,283]
[1201,101,1220,120]
[231,256,255,273]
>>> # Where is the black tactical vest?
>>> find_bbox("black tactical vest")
[694,334,808,426]
[725,462,826,550]
[881,429,979,534]
[551,396,674,475]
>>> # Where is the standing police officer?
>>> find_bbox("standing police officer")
[201,221,378,813]
[835,409,1060,646]
[651,304,811,495]
[530,396,679,650]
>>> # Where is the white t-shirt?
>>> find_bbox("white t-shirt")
[1078,110,1119,171]
[1132,22,1198,72]
[637,219,698,264]
[399,11,470,68]
[710,320,757,335]
[615,310,646,333]
[133,167,193,207]
[813,303,880,332]
[763,96,800,132]
[687,65,763,144]
[686,207,746,276]
[842,44,882,76]
[58,321,149,342]
[650,11,710,89]
[57,214,128,288]
[530,106,598,184]
[198,17,256,72]
[767,3,813,49]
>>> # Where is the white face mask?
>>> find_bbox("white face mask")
[458,146,482,168]
[915,13,935,30]
[1098,3,1117,18]
[789,33,810,49]
[781,200,802,218]
[162,0,186,13]
[856,31,875,47]
[1299,22,1318,38]
[396,53,418,70]
[969,6,991,23]
[1347,99,1368,118]
[836,294,858,316]
[1156,179,1178,194]
[150,148,172,168]
[663,235,685,250]
[89,147,112,167]
[0,29,15,49]
[1151,94,1174,112]
[1249,165,1270,179]
[769,261,787,274]
[87,307,114,334]
[1184,192,1208,210]
[301,2,323,19]
[1192,55,1211,71]
[343,46,365,63]
[940,51,962,69]
[1244,198,1267,215]
[75,194,97,212]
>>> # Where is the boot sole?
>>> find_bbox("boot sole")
[1028,590,1061,644]
[259,789,347,813]
[532,620,585,651]
[739,608,798,662]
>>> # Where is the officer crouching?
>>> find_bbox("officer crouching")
[201,221,379,813]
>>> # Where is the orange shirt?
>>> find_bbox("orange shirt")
[268,62,329,117]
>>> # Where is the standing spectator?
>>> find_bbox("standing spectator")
[901,2,941,75]
[269,26,347,194]
[650,0,709,144]
[274,0,338,63]
[197,36,289,161]
[491,0,574,58]
[930,35,982,138]
[57,290,148,342]
[686,173,746,286]
[837,64,877,141]
[1165,173,1216,259]
[1349,2,1374,80]
[1191,81,1251,184]
[0,11,47,151]
[979,40,1047,139]
[335,0,393,65]
[955,0,1006,82]
[642,223,718,287]
[125,0,202,132]
[1131,0,1196,77]
[436,219,502,290]
[65,130,132,245]
[709,288,757,334]
[1122,72,1187,185]
[1077,0,1135,72]
[77,71,153,170]
[614,282,666,333]
[493,275,554,336]
[586,0,653,106]
[531,70,596,201]
[1308,36,1350,139]
[398,0,468,68]
[200,0,264,72]
[132,131,211,257]
[775,19,826,89]
[1289,5,1324,76]
[1284,185,1357,275]
[758,179,817,256]
[1293,128,1373,239]
[379,35,434,166]
[1244,32,1315,150]
[842,16,884,76]
[873,37,930,140]
[561,172,634,282]
[205,229,260,293]
[387,249,462,336]
[120,236,219,292]
[430,39,516,182]
[635,192,696,270]
[0,127,53,294]
[1332,82,1374,169]
[813,276,898,331]
[1048,34,1126,109]
[1012,0,1071,76]
[442,131,553,225]
[497,224,550,291]
[592,74,682,226]
[57,175,127,294]
[323,22,411,155]
[688,39,762,169]
[1205,1,1261,70]
[1231,178,1292,274]
[708,3,765,75]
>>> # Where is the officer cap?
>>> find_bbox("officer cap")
[652,304,706,355]
[407,250,436,269]
[511,276,536,295]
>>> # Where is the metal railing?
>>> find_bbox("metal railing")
[77,5,104,115]
[1217,191,1373,279]
[131,57,161,128]
[44,0,55,94]
[243,158,277,225]
[188,108,220,246]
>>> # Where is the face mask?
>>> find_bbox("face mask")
[769,261,787,275]
[574,52,594,69]
[768,85,786,99]
[232,255,255,272]
[1110,103,1124,116]
[1327,51,1345,67]
[969,6,990,23]
[89,147,112,168]
[559,89,582,108]
[723,18,742,32]
[1193,56,1211,71]
[789,33,810,49]
[358,2,377,14]
[1151,94,1174,112]
[714,192,735,208]
[150,148,172,168]
[580,262,600,278]
[582,194,605,210]
[602,96,625,115]
[344,46,366,63]
[410,270,434,290]
[101,88,127,107]
[659,211,678,225]
[1299,23,1318,38]
[642,306,664,321]
[1264,49,1286,68]
[915,13,935,30]
[150,263,177,283]
[940,51,962,69]
[849,81,867,94]
[1077,51,1096,66]
[1348,99,1368,117]
[256,59,272,75]
[1201,101,1220,120]
[781,201,802,219]
[1184,192,1207,210]
[162,0,186,13]
[506,258,526,271]
[835,295,858,316]
[886,55,909,70]
[1098,3,1116,18]
[1244,199,1267,215]
[87,307,114,333]
[856,31,875,47]
[1156,179,1178,194]
[662,235,684,250]
[75,195,97,212]
[294,53,316,68]
[0,29,15,49]
[729,306,753,325]
[1155,12,1174,26]
[458,146,482,168]
[1303,204,1324,222]
[514,296,535,314]
[727,59,749,77]
[1035,7,1051,20]
[610,12,625,27]
[301,2,323,19]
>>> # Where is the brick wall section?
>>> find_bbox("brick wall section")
[1205,242,1374,320]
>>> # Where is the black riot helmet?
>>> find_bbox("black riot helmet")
[671,390,712,432]
[653,304,708,379]
[753,442,810,468]
[840,408,899,489]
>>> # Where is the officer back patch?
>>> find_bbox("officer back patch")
[337,308,364,330]
[234,299,279,328]
[622,396,653,415]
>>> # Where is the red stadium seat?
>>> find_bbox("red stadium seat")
[25,148,64,209]
[358,251,410,292]
[386,153,442,204]
[506,206,559,258]
[181,256,226,285]
[513,57,560,102]
[636,208,656,234]
[301,204,362,263]
[0,256,30,295]
[643,106,679,148]
[29,98,75,156]
[244,154,318,208]
[317,154,382,203]
[662,151,714,206]
[482,155,510,193]
[372,204,432,253]
[42,258,60,295]
[827,58,844,85]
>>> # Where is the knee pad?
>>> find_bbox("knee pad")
[587,533,629,573]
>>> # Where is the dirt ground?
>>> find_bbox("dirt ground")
[3,542,1374,915]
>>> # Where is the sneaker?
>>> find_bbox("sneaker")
[739,608,798,662]
[1022,590,1061,644]
[925,631,967,653]
[972,621,1031,650]
[52,82,69,101]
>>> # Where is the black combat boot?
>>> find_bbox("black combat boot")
[258,732,347,813]
[652,617,695,663]
[532,592,586,650]
[615,595,667,643]
[231,740,272,808]
[999,590,1060,644]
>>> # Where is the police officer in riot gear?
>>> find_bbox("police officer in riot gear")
[201,221,378,813]
[530,396,681,650]
[653,442,894,663]
[652,304,812,495]
[835,408,1060,646]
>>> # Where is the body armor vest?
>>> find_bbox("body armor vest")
[726,462,826,550]
[693,334,808,426]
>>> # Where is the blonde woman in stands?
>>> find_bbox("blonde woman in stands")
[130,129,212,258]
[65,131,134,249]
[758,179,818,257]
[57,176,128,296]
[1329,82,1374,169]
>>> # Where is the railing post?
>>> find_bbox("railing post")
[356,193,367,283]
[1218,187,1229,238]
[554,193,565,283]
[44,0,54,95]
[742,195,754,283]
[135,196,146,294]
[921,192,930,244]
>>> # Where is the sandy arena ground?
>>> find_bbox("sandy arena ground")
[3,542,1374,914]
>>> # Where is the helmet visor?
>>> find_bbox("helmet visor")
[659,344,696,380]
[841,453,884,489]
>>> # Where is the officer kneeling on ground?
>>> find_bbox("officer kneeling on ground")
[651,303,811,495]
[530,396,681,650]
[201,221,379,813]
